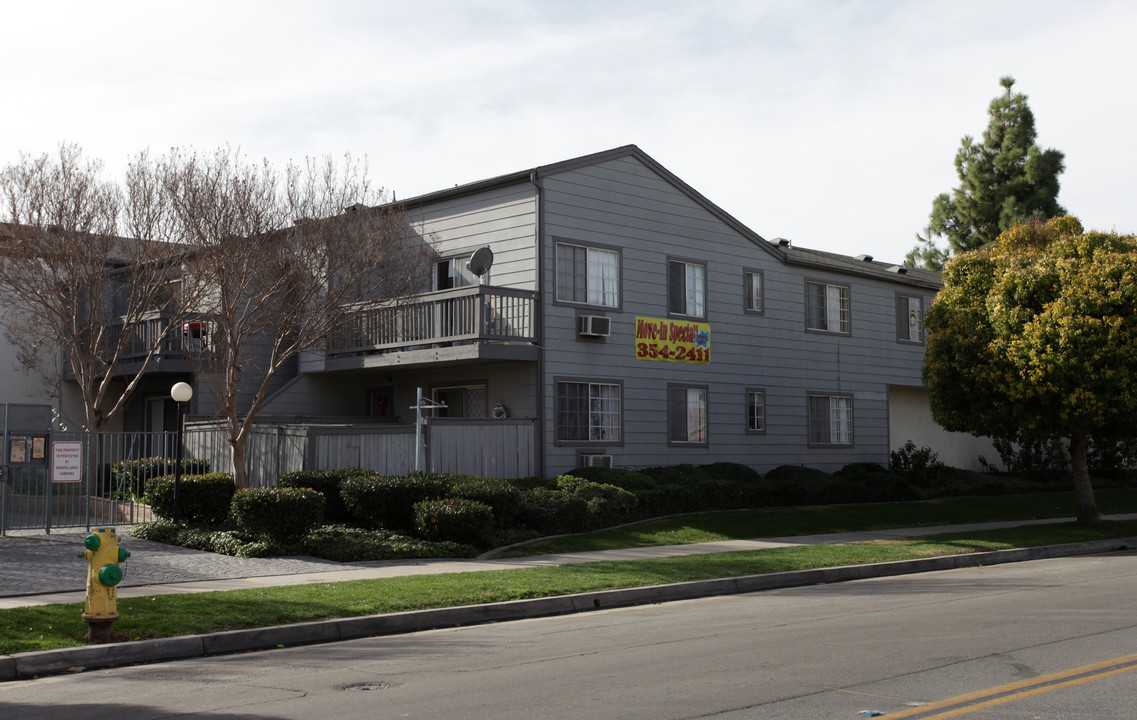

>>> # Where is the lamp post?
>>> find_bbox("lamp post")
[170,382,193,522]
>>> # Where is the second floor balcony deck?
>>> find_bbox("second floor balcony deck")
[324,285,540,371]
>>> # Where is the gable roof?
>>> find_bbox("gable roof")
[396,145,941,290]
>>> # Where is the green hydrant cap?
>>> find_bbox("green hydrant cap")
[97,563,124,587]
[118,548,131,562]
[84,534,101,551]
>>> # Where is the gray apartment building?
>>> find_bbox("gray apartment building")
[238,145,985,478]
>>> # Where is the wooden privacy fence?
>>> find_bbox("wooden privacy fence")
[306,418,536,478]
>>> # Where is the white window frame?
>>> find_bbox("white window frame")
[806,280,850,334]
[556,241,620,308]
[668,259,706,319]
[746,389,766,434]
[555,380,622,443]
[435,255,476,290]
[668,385,708,445]
[743,269,764,315]
[808,394,853,447]
[897,294,924,343]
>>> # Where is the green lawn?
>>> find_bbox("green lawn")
[499,489,1137,555]
[3,492,1136,656]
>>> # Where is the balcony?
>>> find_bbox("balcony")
[324,285,539,371]
[63,316,209,379]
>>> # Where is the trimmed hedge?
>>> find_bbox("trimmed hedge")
[278,469,353,522]
[556,475,638,529]
[340,472,450,531]
[517,487,590,535]
[231,487,326,542]
[144,472,236,525]
[446,475,523,527]
[414,497,495,546]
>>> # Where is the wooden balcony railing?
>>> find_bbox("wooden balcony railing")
[328,285,537,356]
[105,316,210,360]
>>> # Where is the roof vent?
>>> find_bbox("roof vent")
[857,254,874,262]
[775,238,792,248]
[887,265,909,274]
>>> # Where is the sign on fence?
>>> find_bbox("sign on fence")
[51,440,83,483]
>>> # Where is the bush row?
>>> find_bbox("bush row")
[140,446,1137,558]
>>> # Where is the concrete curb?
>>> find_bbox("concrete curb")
[4,537,1134,682]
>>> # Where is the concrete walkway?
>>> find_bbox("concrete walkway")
[4,515,1136,609]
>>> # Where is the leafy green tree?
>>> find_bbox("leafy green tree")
[908,77,1066,270]
[923,217,1137,523]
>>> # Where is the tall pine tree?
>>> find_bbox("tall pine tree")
[908,77,1066,270]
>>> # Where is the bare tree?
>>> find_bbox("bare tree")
[152,147,429,487]
[0,144,202,431]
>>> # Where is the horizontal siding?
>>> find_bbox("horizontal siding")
[407,183,537,291]
[541,155,935,475]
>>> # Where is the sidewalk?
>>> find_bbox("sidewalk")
[4,515,1136,609]
[3,517,1136,682]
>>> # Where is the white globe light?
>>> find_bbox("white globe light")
[170,382,194,403]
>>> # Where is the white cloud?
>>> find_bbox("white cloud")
[2,0,1134,264]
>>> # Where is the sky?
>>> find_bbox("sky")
[3,0,1135,264]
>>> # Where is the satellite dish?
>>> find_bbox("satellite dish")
[467,247,494,278]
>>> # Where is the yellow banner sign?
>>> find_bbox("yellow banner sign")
[634,316,710,363]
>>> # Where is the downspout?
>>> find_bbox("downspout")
[531,171,546,480]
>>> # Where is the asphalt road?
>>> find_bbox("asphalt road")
[3,550,1137,719]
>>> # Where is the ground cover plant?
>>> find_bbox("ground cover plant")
[5,518,1137,655]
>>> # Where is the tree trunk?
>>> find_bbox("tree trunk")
[231,433,249,490]
[1069,434,1101,524]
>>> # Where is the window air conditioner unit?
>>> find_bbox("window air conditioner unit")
[577,315,611,337]
[579,454,612,469]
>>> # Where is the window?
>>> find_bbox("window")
[435,255,475,290]
[746,390,766,433]
[668,259,706,318]
[897,295,924,343]
[556,381,622,442]
[808,394,853,446]
[432,384,488,418]
[744,270,764,314]
[806,281,850,333]
[669,386,707,444]
[556,242,619,307]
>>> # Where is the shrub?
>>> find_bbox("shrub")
[699,462,763,485]
[414,497,495,546]
[341,472,450,531]
[567,467,657,493]
[836,463,919,502]
[132,521,476,560]
[446,475,523,526]
[979,437,1068,479]
[144,472,236,525]
[302,524,476,561]
[754,466,836,505]
[516,487,590,535]
[889,441,946,484]
[230,487,326,542]
[639,464,714,486]
[556,474,638,528]
[111,457,211,498]
[278,469,353,522]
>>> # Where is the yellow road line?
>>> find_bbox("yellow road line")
[880,652,1137,719]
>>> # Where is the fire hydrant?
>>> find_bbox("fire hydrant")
[78,527,130,643]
